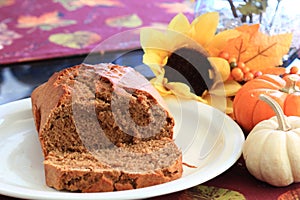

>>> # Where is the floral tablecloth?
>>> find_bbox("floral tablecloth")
[0,0,195,65]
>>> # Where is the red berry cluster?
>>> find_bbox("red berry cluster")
[282,66,299,77]
[218,51,263,82]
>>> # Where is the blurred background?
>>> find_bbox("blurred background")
[0,0,299,105]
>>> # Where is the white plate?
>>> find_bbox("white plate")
[0,97,244,200]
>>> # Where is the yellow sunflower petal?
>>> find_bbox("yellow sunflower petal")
[145,64,162,77]
[150,78,172,96]
[143,51,167,75]
[140,28,171,56]
[191,12,219,47]
[150,71,173,96]
[223,80,242,96]
[141,28,171,75]
[202,92,227,113]
[209,79,241,97]
[225,97,234,114]
[207,57,231,81]
[168,13,191,34]
[140,28,166,49]
[153,68,166,83]
[165,82,207,103]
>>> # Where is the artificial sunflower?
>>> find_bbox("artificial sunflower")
[140,12,241,114]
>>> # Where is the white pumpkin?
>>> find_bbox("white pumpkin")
[243,94,300,187]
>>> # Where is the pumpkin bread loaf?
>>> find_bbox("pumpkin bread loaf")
[31,63,182,192]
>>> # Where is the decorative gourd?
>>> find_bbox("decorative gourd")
[233,74,300,133]
[243,94,300,187]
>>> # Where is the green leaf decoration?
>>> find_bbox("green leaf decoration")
[49,31,101,49]
[38,20,76,31]
[238,0,268,15]
[54,0,123,11]
[179,185,246,200]
[53,0,82,11]
[105,14,142,28]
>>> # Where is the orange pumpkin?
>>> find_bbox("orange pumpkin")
[233,74,300,133]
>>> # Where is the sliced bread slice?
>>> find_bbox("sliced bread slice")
[44,138,182,192]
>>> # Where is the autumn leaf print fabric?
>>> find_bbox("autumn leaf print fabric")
[0,0,194,64]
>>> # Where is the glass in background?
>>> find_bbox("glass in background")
[194,0,300,48]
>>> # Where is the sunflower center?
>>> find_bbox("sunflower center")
[165,47,214,96]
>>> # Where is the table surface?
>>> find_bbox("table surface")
[2,0,300,199]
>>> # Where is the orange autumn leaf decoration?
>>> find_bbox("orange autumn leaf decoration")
[260,66,286,75]
[17,11,76,30]
[222,24,292,73]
